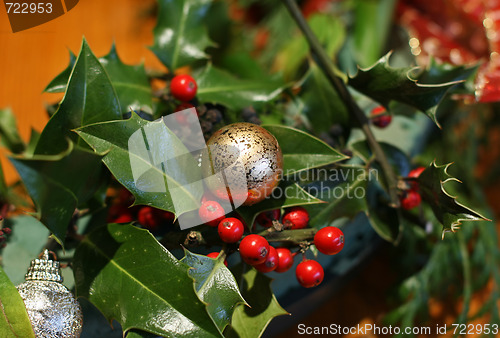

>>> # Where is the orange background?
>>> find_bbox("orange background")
[0,0,162,183]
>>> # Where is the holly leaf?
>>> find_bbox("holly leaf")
[418,161,490,237]
[43,49,76,93]
[305,166,369,228]
[35,38,121,155]
[262,125,348,177]
[237,181,323,229]
[196,64,286,110]
[0,159,7,199]
[301,63,349,133]
[99,44,153,114]
[0,266,35,338]
[224,265,288,338]
[73,224,221,337]
[348,53,475,127]
[9,143,106,244]
[76,113,203,217]
[150,0,215,70]
[0,108,25,154]
[181,249,246,332]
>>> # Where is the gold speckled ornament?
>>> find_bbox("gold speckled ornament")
[16,250,83,338]
[203,123,283,206]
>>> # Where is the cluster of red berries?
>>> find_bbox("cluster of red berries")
[198,201,345,288]
[107,189,174,233]
[401,166,425,210]
[370,106,392,128]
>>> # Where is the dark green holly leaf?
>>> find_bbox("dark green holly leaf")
[348,53,475,127]
[300,63,349,133]
[0,108,25,154]
[150,0,215,70]
[263,125,348,177]
[181,249,246,332]
[418,161,490,237]
[76,113,202,216]
[23,129,40,157]
[237,181,323,229]
[43,50,76,93]
[73,224,221,337]
[0,159,7,199]
[196,64,286,110]
[224,265,288,338]
[10,143,106,244]
[99,44,153,114]
[0,266,35,338]
[305,166,369,228]
[35,38,121,155]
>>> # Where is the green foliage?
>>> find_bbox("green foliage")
[196,63,286,110]
[417,161,490,237]
[0,266,35,338]
[224,265,288,338]
[35,39,121,155]
[348,53,476,127]
[73,224,222,337]
[0,108,25,154]
[151,0,215,70]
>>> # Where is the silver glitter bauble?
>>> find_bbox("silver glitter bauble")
[16,250,83,338]
[204,123,283,206]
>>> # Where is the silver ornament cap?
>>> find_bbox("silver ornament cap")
[16,250,83,338]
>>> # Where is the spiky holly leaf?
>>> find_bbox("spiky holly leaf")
[224,265,288,338]
[76,113,203,217]
[9,143,106,244]
[0,266,35,338]
[35,38,121,155]
[150,0,215,70]
[196,64,286,110]
[99,44,153,115]
[417,161,490,237]
[43,50,76,93]
[348,53,475,127]
[73,224,221,337]
[181,249,246,332]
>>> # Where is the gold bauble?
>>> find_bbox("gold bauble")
[16,250,83,338]
[203,122,283,206]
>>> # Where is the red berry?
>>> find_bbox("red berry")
[218,217,244,243]
[239,234,270,265]
[255,246,278,273]
[401,190,422,210]
[408,166,426,178]
[107,205,131,222]
[296,259,324,288]
[170,74,198,102]
[175,103,195,112]
[2,228,10,235]
[314,226,345,255]
[207,252,228,267]
[282,207,309,229]
[371,106,392,128]
[275,248,294,273]
[199,200,225,227]
[162,211,175,223]
[138,206,163,231]
[256,209,280,228]
[112,214,134,223]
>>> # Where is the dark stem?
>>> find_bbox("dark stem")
[281,0,400,207]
